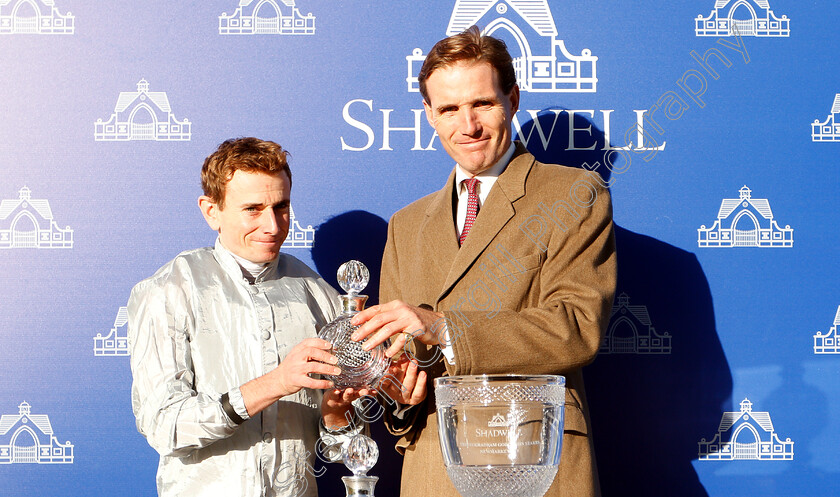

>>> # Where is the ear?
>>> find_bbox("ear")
[423,99,436,129]
[508,84,520,115]
[198,195,221,232]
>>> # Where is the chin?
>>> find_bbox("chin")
[247,252,277,264]
[261,252,280,263]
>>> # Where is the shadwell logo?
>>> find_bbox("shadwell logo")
[0,0,74,35]
[281,206,315,249]
[94,79,191,142]
[697,186,793,248]
[487,409,525,428]
[698,398,793,460]
[695,0,789,37]
[0,186,73,249]
[94,307,129,357]
[0,402,74,464]
[813,305,840,354]
[407,0,597,93]
[219,0,315,35]
[812,94,840,142]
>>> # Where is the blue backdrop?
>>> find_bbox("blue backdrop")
[1,1,838,495]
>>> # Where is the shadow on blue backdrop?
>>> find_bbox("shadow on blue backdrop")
[312,210,388,308]
[520,109,733,497]
[310,210,402,497]
[586,225,732,496]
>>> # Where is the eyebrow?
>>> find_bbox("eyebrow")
[434,96,496,114]
[240,199,289,209]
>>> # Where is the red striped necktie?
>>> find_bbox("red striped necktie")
[459,178,480,246]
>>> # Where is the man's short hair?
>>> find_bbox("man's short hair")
[418,25,516,103]
[201,137,291,209]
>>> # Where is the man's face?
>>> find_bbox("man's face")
[199,170,291,264]
[423,60,519,176]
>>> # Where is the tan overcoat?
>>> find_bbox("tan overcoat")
[379,143,617,497]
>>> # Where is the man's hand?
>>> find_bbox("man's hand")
[379,355,427,406]
[321,386,376,431]
[241,337,341,417]
[350,300,446,358]
[274,338,342,397]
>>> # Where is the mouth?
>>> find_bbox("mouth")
[253,239,281,246]
[456,137,490,148]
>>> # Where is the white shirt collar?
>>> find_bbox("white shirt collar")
[214,238,277,284]
[453,143,515,239]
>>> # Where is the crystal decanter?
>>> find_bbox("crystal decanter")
[318,260,389,389]
[341,433,380,497]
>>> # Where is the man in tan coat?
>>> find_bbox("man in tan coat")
[351,26,616,497]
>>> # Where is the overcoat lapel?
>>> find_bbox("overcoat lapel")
[419,168,461,292]
[436,143,533,301]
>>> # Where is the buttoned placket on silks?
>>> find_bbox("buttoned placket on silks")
[248,279,280,491]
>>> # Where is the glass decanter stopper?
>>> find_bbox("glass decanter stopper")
[341,434,379,497]
[318,260,389,389]
[343,433,379,476]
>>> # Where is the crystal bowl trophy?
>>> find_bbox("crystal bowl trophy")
[318,260,389,389]
[341,433,380,497]
[435,375,566,497]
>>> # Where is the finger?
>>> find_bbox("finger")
[387,361,408,378]
[360,315,414,351]
[321,388,340,404]
[304,362,343,377]
[384,331,418,357]
[358,388,375,398]
[399,360,419,395]
[299,376,335,391]
[378,370,407,402]
[351,310,392,341]
[352,306,410,341]
[410,371,428,404]
[299,337,334,351]
[350,304,382,327]
[390,352,409,364]
[302,347,339,365]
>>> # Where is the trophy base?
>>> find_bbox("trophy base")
[341,475,379,497]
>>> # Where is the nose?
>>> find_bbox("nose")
[460,108,481,136]
[261,208,280,235]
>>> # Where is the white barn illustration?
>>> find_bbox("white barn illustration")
[94,79,191,141]
[698,186,793,248]
[813,305,840,354]
[0,402,74,464]
[407,0,597,93]
[219,0,315,35]
[812,94,840,142]
[0,186,73,249]
[601,293,672,354]
[695,0,789,37]
[94,307,129,356]
[698,398,793,460]
[0,0,74,34]
[281,205,315,249]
